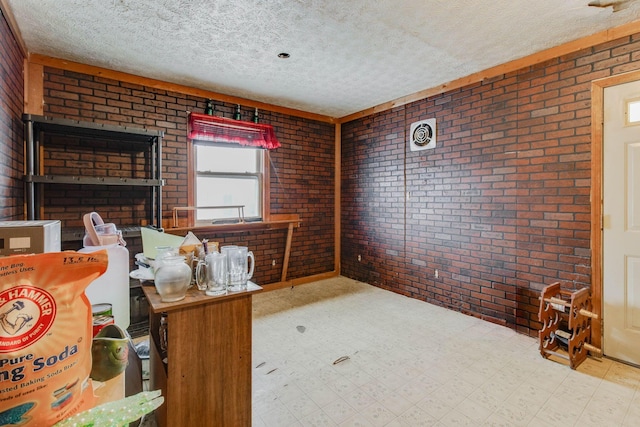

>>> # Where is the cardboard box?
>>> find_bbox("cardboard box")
[0,220,61,256]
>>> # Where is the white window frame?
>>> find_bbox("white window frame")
[193,141,265,225]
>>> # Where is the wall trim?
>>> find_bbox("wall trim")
[339,19,640,124]
[0,0,27,56]
[24,61,43,115]
[22,19,640,128]
[259,271,339,292]
[335,123,341,274]
[27,53,336,124]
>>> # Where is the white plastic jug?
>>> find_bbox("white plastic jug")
[80,212,130,329]
[79,243,130,329]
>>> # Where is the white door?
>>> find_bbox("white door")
[603,80,640,365]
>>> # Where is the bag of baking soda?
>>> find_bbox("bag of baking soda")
[0,251,108,426]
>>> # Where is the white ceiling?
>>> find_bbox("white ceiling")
[6,0,640,118]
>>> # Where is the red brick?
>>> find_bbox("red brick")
[342,29,640,337]
[35,67,336,284]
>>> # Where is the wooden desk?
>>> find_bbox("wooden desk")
[142,282,262,427]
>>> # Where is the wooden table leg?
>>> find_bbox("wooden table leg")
[281,222,294,282]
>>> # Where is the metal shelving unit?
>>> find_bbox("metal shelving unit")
[23,114,164,238]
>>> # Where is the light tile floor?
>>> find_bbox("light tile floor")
[252,277,640,427]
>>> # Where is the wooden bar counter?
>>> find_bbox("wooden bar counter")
[142,282,262,427]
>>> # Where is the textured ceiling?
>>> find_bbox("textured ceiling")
[6,0,640,118]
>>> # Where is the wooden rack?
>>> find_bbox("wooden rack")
[538,282,602,369]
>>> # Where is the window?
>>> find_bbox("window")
[194,143,264,224]
[627,99,640,124]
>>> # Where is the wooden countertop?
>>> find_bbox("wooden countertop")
[142,281,262,313]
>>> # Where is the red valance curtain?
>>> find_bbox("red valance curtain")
[188,112,281,149]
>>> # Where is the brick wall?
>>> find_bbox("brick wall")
[0,9,25,220]
[42,69,335,284]
[342,33,640,336]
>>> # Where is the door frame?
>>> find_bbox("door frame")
[591,69,640,350]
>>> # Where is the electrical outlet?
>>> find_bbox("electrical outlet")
[272,259,276,266]
[357,254,362,262]
[434,269,439,279]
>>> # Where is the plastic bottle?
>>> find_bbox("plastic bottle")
[79,243,130,329]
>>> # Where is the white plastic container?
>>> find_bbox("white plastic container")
[79,243,130,329]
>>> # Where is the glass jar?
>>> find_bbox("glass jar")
[154,255,191,302]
